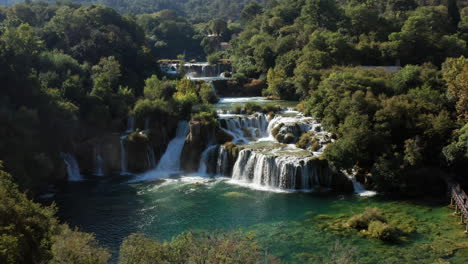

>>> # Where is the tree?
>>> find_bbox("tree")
[447,0,461,30]
[442,56,468,121]
[208,18,227,36]
[240,2,263,25]
[50,226,110,264]
[299,0,343,31]
[91,56,122,99]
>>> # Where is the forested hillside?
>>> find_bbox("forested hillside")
[225,0,467,193]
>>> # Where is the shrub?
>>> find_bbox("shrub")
[271,123,284,138]
[199,83,219,104]
[347,208,386,230]
[368,221,397,241]
[191,111,217,127]
[51,226,110,264]
[0,162,109,264]
[296,132,314,149]
[133,99,171,125]
[119,231,280,264]
[244,102,262,114]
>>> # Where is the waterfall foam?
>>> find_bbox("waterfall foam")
[131,121,190,182]
[198,145,218,175]
[342,169,377,197]
[61,153,83,181]
[216,145,230,176]
[155,121,190,172]
[230,149,326,191]
[219,114,269,143]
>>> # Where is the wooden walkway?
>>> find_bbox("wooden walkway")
[449,182,468,233]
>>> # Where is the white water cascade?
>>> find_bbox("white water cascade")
[146,146,156,169]
[120,136,129,175]
[216,145,230,176]
[94,146,104,176]
[231,149,325,190]
[155,121,190,172]
[343,170,377,197]
[198,145,218,175]
[219,114,269,143]
[61,153,83,181]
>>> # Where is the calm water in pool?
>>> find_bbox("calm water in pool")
[55,174,468,263]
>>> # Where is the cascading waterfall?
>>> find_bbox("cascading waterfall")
[146,146,156,169]
[94,146,104,176]
[120,136,129,175]
[61,153,83,181]
[219,114,269,143]
[155,121,190,172]
[266,115,318,140]
[126,115,135,133]
[216,145,229,176]
[231,149,324,190]
[342,170,377,197]
[198,145,218,175]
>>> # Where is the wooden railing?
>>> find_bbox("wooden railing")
[449,182,468,233]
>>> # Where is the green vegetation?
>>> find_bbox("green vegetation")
[119,231,279,264]
[232,102,281,115]
[296,132,321,151]
[0,162,109,264]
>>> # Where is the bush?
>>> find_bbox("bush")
[347,208,386,230]
[51,226,110,264]
[199,83,219,104]
[244,102,263,114]
[191,110,217,127]
[368,221,397,241]
[0,162,109,264]
[133,99,171,125]
[119,231,280,264]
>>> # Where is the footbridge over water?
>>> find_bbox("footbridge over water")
[449,182,468,233]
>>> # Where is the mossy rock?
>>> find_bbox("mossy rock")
[283,133,295,144]
[368,220,398,241]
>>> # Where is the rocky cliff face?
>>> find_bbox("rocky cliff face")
[181,121,214,172]
[74,117,179,176]
[181,121,234,173]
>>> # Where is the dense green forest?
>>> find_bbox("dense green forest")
[0,0,467,263]
[225,0,467,193]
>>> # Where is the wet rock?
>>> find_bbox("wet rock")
[181,121,216,172]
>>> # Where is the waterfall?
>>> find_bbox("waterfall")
[198,145,218,175]
[216,145,229,176]
[126,116,135,133]
[61,153,83,181]
[267,115,316,139]
[94,146,104,176]
[146,146,156,169]
[219,114,269,143]
[155,121,190,172]
[120,136,129,175]
[342,169,377,197]
[231,149,323,190]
